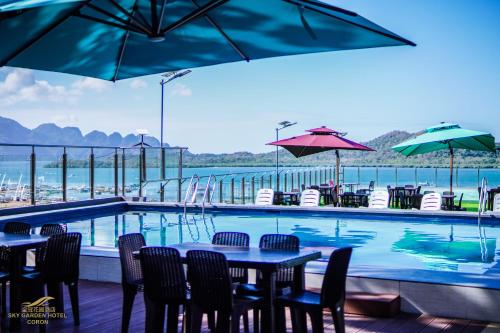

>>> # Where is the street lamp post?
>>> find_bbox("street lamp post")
[275,121,297,190]
[160,70,192,147]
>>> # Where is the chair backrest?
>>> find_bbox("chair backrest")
[3,221,30,234]
[212,232,250,283]
[420,193,442,211]
[186,250,233,312]
[368,181,375,191]
[259,234,299,285]
[40,223,67,236]
[118,233,146,286]
[493,193,500,212]
[416,185,422,194]
[300,189,320,207]
[310,185,320,190]
[255,189,274,206]
[42,232,82,282]
[368,191,389,209]
[321,247,353,308]
[140,247,186,304]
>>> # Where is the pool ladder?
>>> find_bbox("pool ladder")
[478,177,489,262]
[183,174,200,214]
[202,175,217,214]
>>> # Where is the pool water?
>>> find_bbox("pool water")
[46,210,500,276]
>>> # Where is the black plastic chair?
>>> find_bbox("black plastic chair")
[0,221,31,315]
[211,232,250,332]
[21,232,82,329]
[276,247,353,333]
[0,266,8,318]
[140,246,187,333]
[118,233,145,333]
[186,250,261,333]
[453,193,465,211]
[237,234,299,332]
[25,224,67,271]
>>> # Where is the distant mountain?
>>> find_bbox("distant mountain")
[0,116,161,148]
[0,116,497,167]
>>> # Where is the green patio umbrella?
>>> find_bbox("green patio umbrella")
[392,123,496,192]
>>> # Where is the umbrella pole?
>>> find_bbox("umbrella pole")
[449,147,454,193]
[335,150,340,194]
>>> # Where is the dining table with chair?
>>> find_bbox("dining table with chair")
[128,234,329,333]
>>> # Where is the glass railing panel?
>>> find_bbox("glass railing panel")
[35,146,63,204]
[0,145,31,208]
[66,148,91,201]
[93,148,116,199]
[122,148,140,197]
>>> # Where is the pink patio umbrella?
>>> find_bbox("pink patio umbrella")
[268,126,374,192]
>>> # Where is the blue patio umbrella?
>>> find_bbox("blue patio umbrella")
[0,0,415,80]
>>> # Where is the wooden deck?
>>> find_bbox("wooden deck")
[9,280,498,333]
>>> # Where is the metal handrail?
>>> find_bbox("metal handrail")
[478,177,488,225]
[202,175,217,213]
[0,142,188,150]
[183,174,199,214]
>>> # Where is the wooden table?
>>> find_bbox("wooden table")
[0,232,48,329]
[134,243,321,333]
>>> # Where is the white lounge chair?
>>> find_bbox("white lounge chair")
[368,191,389,209]
[420,193,442,211]
[300,189,320,207]
[493,193,500,212]
[255,189,274,206]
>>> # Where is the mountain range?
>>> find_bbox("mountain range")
[0,116,498,168]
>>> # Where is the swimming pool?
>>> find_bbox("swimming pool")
[36,207,500,279]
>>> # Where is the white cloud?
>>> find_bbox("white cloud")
[129,78,148,89]
[0,69,112,106]
[170,83,192,97]
[72,77,111,93]
[0,69,75,105]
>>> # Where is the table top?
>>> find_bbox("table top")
[134,243,321,271]
[0,232,48,249]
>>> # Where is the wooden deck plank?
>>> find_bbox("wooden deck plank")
[4,280,493,333]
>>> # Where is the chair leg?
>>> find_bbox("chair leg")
[121,286,137,333]
[253,308,259,333]
[166,304,180,333]
[290,308,307,333]
[216,311,230,333]
[243,311,249,333]
[187,303,204,333]
[67,281,80,326]
[230,311,241,333]
[208,310,216,332]
[145,297,166,333]
[309,309,324,333]
[331,306,345,333]
[1,282,5,318]
[274,304,286,333]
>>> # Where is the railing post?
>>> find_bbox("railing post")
[309,170,312,186]
[269,174,272,189]
[276,172,280,191]
[114,148,119,196]
[415,168,418,187]
[434,167,438,188]
[230,178,235,204]
[395,167,398,187]
[30,146,36,205]
[219,180,223,203]
[303,171,307,188]
[314,170,318,185]
[89,148,95,199]
[177,149,183,202]
[139,147,146,197]
[297,172,300,190]
[251,177,255,203]
[241,177,245,204]
[62,147,67,201]
[260,176,264,189]
[477,168,480,188]
[161,148,166,180]
[121,148,126,196]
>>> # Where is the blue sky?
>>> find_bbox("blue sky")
[0,0,499,153]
